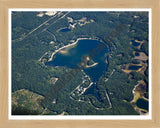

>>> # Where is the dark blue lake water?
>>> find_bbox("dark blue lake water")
[131,40,140,46]
[136,98,148,111]
[59,28,71,32]
[83,83,101,101]
[135,52,140,56]
[45,39,108,100]
[128,65,142,70]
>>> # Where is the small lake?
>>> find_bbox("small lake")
[59,28,71,32]
[135,52,140,56]
[136,98,148,111]
[128,65,142,70]
[131,40,140,46]
[45,39,108,101]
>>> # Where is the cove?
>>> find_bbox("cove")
[45,39,108,100]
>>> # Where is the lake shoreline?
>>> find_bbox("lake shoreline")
[48,37,103,62]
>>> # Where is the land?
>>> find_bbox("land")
[12,89,55,115]
[131,80,149,114]
[12,11,149,115]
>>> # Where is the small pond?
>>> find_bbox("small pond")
[59,28,71,32]
[136,98,149,111]
[131,40,140,46]
[135,52,140,56]
[128,65,142,70]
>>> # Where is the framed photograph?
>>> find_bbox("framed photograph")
[0,0,160,128]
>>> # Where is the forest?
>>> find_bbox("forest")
[12,11,149,115]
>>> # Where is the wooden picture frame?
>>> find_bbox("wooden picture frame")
[0,0,160,127]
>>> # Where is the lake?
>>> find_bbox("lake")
[136,98,149,111]
[45,39,108,100]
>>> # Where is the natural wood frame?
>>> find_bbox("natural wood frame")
[0,0,160,127]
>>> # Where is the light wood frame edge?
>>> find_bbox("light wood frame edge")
[0,0,160,128]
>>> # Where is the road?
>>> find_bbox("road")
[13,11,70,42]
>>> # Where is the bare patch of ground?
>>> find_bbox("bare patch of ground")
[134,51,148,61]
[131,80,149,115]
[50,77,58,84]
[12,89,52,115]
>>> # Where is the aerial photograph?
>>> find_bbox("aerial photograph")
[11,10,149,116]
